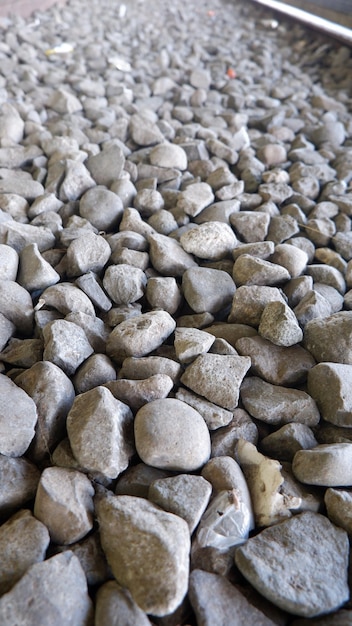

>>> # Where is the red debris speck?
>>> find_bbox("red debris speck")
[227,68,237,79]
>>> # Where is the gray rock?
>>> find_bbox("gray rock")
[130,113,165,146]
[15,360,75,462]
[134,397,211,471]
[240,377,320,427]
[181,353,251,410]
[294,289,332,326]
[95,580,151,626]
[0,313,15,352]
[210,409,259,457]
[43,319,94,376]
[115,463,171,498]
[95,490,190,616]
[79,186,124,231]
[189,569,277,626]
[0,373,37,456]
[260,423,318,462]
[180,221,237,260]
[0,552,93,626]
[304,311,352,363]
[174,327,215,363]
[0,178,44,201]
[134,188,164,217]
[75,272,112,312]
[149,474,212,533]
[182,266,236,314]
[230,211,270,243]
[0,509,49,594]
[292,443,352,486]
[236,335,315,385]
[175,387,233,430]
[59,160,96,202]
[270,243,308,278]
[34,467,94,545]
[66,232,111,277]
[54,532,110,587]
[0,455,40,518]
[0,193,28,223]
[235,511,349,617]
[0,103,24,143]
[0,244,19,280]
[40,282,96,317]
[67,386,134,479]
[0,279,33,335]
[176,182,214,217]
[118,355,182,383]
[146,276,182,314]
[148,232,197,276]
[314,283,344,313]
[206,138,238,165]
[306,264,346,294]
[325,488,352,535]
[232,241,275,261]
[106,310,176,363]
[284,275,314,308]
[73,353,117,394]
[228,285,287,326]
[105,373,173,412]
[0,337,43,368]
[85,145,125,187]
[47,88,83,114]
[103,264,146,305]
[233,254,290,287]
[65,311,109,354]
[18,243,60,291]
[308,362,352,427]
[150,142,187,170]
[0,220,55,252]
[28,192,63,219]
[258,300,303,346]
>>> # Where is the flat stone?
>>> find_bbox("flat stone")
[18,243,60,291]
[103,264,146,305]
[260,423,318,462]
[0,455,40,518]
[15,360,75,462]
[175,387,233,430]
[105,373,173,412]
[0,509,49,594]
[324,488,352,535]
[236,335,315,385]
[134,398,211,471]
[240,377,320,427]
[233,254,291,287]
[75,272,112,312]
[304,312,352,363]
[308,362,352,427]
[79,186,124,231]
[67,386,134,479]
[228,285,287,326]
[95,581,151,626]
[189,569,277,626]
[148,232,197,276]
[176,182,214,217]
[149,474,212,533]
[292,443,352,486]
[43,319,94,376]
[95,490,190,616]
[0,279,34,335]
[0,373,37,456]
[34,467,94,545]
[181,353,251,410]
[118,355,182,384]
[182,266,236,314]
[106,310,176,363]
[258,300,303,347]
[180,221,237,260]
[0,552,93,626]
[40,282,96,317]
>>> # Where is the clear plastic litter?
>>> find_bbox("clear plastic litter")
[197,489,252,550]
[45,43,75,56]
[108,56,132,72]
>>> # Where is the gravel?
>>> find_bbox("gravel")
[0,0,352,622]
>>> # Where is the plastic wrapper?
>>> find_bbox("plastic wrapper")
[197,489,251,550]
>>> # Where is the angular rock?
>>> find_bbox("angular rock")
[260,423,318,462]
[0,103,24,143]
[73,353,117,394]
[59,160,96,202]
[86,145,125,187]
[148,232,197,276]
[66,232,111,277]
[65,310,109,354]
[294,289,332,326]
[115,463,171,498]
[34,467,94,545]
[106,310,176,363]
[118,355,182,383]
[304,312,352,363]
[258,300,303,346]
[176,182,214,217]
[228,285,287,326]
[236,335,315,385]
[210,409,259,457]
[308,362,352,427]
[324,488,352,535]
[105,373,173,412]
[18,243,60,292]
[130,113,164,146]
[271,243,308,278]
[0,337,43,368]
[43,319,94,376]
[79,186,124,231]
[230,211,270,243]
[0,313,15,352]
[182,266,236,314]
[0,244,19,280]
[40,282,96,317]
[175,387,233,430]
[0,374,37,457]
[149,142,188,170]
[181,353,251,410]
[180,221,237,260]
[174,327,215,363]
[240,377,320,427]
[95,490,190,616]
[95,580,151,626]
[235,511,349,617]
[233,254,290,287]
[67,386,134,480]
[0,279,34,335]
[47,88,83,114]
[0,455,40,518]
[146,275,182,314]
[134,398,211,471]
[75,272,112,312]
[103,264,146,305]
[149,474,212,533]
[292,443,352,486]
[0,552,93,626]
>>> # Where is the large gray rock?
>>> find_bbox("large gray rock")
[148,232,197,276]
[304,311,352,363]
[180,221,237,260]
[95,490,190,616]
[66,232,111,277]
[67,386,135,480]
[17,243,60,292]
[95,581,151,626]
[307,363,352,427]
[0,455,40,518]
[85,145,125,186]
[134,398,211,471]
[0,279,34,335]
[182,266,236,314]
[235,512,349,617]
[228,285,287,326]
[103,264,147,305]
[0,552,93,626]
[292,443,352,486]
[43,319,94,375]
[0,374,37,456]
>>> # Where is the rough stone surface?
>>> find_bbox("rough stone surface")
[95,490,190,616]
[0,373,37,457]
[182,267,236,314]
[43,319,94,376]
[304,312,352,363]
[292,443,352,486]
[308,362,352,427]
[325,488,352,535]
[235,512,349,617]
[95,580,151,626]
[258,300,303,347]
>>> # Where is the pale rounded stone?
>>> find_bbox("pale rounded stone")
[134,398,211,471]
[103,264,146,305]
[235,512,349,617]
[66,232,111,277]
[270,243,308,278]
[182,266,236,314]
[258,300,303,347]
[67,386,134,480]
[292,444,352,486]
[324,488,352,535]
[79,185,124,231]
[308,362,352,427]
[95,490,190,617]
[180,221,237,260]
[34,467,94,545]
[0,373,37,457]
[106,310,176,363]
[180,353,251,411]
[150,142,188,170]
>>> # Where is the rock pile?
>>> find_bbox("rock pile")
[0,0,351,623]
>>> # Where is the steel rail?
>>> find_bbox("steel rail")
[249,0,352,46]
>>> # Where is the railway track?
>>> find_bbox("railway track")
[250,0,352,46]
